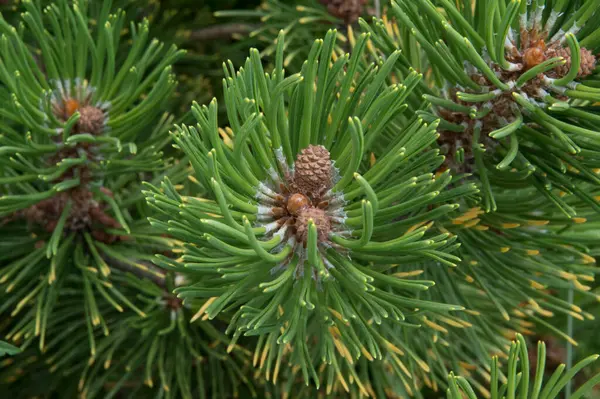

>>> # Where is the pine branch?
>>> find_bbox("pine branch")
[0,0,184,357]
[146,29,477,392]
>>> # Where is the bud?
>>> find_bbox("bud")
[77,105,106,135]
[286,193,311,216]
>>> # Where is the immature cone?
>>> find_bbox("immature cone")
[19,186,122,243]
[318,0,367,25]
[548,47,597,78]
[295,207,331,245]
[293,145,333,198]
[77,105,105,134]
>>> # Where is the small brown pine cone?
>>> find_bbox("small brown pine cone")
[318,0,368,25]
[550,47,597,79]
[293,145,332,198]
[66,188,94,231]
[295,207,331,245]
[579,48,597,77]
[77,105,105,135]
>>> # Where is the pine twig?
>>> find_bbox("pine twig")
[102,255,167,289]
[188,23,256,41]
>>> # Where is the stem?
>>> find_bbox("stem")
[102,254,167,289]
[188,23,256,41]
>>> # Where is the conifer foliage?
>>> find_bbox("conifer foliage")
[373,0,600,213]
[0,341,20,357]
[0,0,183,353]
[447,334,600,399]
[146,29,474,390]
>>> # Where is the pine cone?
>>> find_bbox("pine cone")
[293,145,333,198]
[295,206,331,244]
[550,47,597,79]
[77,105,105,134]
[318,0,368,25]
